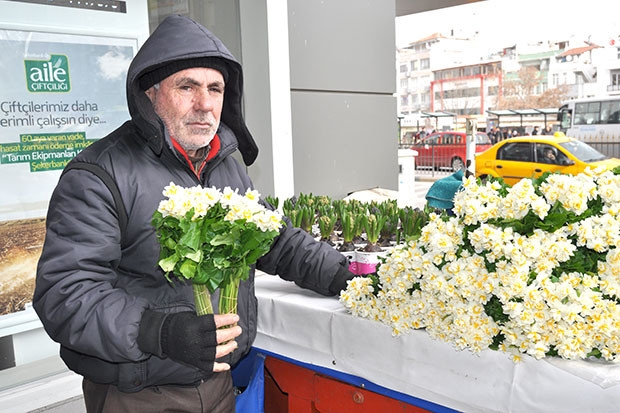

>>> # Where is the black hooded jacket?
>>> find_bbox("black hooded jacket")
[33,15,352,392]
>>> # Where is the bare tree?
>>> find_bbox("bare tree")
[536,84,569,108]
[496,67,541,109]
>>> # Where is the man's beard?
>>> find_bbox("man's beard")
[176,125,218,151]
[173,116,219,151]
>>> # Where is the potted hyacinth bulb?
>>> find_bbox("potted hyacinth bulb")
[362,213,386,252]
[338,211,357,252]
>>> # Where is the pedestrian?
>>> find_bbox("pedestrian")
[496,127,504,141]
[532,126,539,135]
[491,126,503,143]
[502,128,510,140]
[33,14,355,413]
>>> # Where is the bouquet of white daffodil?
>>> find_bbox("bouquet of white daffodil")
[341,168,620,363]
[153,183,283,316]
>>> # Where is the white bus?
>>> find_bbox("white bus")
[558,96,620,141]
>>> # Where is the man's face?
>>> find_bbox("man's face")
[146,67,224,155]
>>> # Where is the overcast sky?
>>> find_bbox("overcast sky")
[396,0,620,49]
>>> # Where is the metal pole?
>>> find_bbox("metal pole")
[465,118,477,178]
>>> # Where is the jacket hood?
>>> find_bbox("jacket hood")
[126,14,258,166]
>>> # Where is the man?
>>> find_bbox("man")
[33,15,354,412]
[541,147,557,164]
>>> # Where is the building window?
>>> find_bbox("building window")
[410,60,418,71]
[420,75,430,88]
[400,64,407,73]
[420,58,430,70]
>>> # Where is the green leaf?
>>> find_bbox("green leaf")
[179,220,203,251]
[179,259,197,280]
[484,295,509,324]
[158,253,179,273]
[183,249,202,263]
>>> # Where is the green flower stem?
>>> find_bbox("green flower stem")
[192,283,214,316]
[219,273,243,316]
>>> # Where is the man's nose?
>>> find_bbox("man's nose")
[194,90,214,111]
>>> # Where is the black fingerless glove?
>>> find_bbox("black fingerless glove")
[138,310,218,372]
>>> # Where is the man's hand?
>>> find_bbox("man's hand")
[138,310,242,373]
[213,313,242,371]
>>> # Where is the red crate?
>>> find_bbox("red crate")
[264,356,432,413]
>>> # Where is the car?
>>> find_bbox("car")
[475,132,620,186]
[412,130,493,172]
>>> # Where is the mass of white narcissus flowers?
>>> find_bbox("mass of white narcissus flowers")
[157,182,282,233]
[341,168,620,362]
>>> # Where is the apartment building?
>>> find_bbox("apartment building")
[397,32,620,134]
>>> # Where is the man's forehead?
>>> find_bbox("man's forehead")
[167,67,225,83]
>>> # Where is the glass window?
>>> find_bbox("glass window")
[420,135,435,145]
[476,133,491,144]
[536,144,559,164]
[607,101,620,123]
[560,140,606,162]
[574,101,600,125]
[497,142,532,162]
[442,133,454,144]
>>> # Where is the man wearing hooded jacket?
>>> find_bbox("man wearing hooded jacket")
[33,15,355,412]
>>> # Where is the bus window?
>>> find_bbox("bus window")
[607,101,620,124]
[575,102,601,124]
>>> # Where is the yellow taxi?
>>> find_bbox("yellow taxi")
[475,132,620,186]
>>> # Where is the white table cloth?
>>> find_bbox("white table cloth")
[253,273,620,413]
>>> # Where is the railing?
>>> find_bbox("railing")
[398,143,456,178]
[581,139,620,159]
[607,84,620,93]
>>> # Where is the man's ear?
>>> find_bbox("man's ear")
[145,86,157,102]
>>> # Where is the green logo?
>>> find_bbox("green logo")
[25,54,71,93]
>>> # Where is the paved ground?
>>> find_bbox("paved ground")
[411,178,435,209]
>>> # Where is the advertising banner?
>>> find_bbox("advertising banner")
[0,29,137,315]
